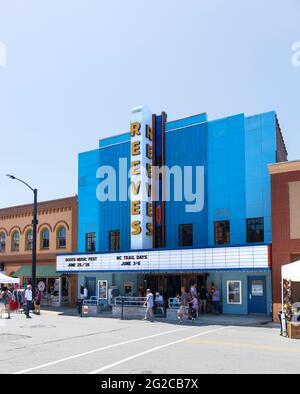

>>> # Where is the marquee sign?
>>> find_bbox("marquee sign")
[56,245,270,273]
[130,105,153,250]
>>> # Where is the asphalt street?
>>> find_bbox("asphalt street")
[0,310,299,374]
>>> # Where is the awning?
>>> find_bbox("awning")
[13,264,61,278]
[282,261,300,282]
[0,272,20,284]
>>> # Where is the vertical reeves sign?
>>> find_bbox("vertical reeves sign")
[130,105,153,250]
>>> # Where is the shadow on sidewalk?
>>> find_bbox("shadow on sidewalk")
[41,306,277,329]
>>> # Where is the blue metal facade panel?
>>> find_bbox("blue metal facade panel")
[78,111,277,251]
[208,270,272,315]
[98,142,131,252]
[76,109,279,315]
[165,123,208,248]
[245,112,276,243]
[165,113,207,131]
[207,114,247,246]
[78,149,101,253]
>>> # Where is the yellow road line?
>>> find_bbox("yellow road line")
[186,339,300,354]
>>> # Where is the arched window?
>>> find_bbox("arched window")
[25,229,33,251]
[57,226,66,249]
[11,230,20,252]
[0,232,6,253]
[41,228,50,250]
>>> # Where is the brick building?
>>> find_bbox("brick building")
[269,160,300,320]
[0,196,78,306]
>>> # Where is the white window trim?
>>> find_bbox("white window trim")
[227,280,242,305]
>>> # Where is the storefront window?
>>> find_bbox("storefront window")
[227,281,242,305]
[26,276,70,305]
[25,277,58,298]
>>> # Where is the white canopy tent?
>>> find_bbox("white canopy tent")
[282,260,300,309]
[282,261,300,282]
[0,272,20,285]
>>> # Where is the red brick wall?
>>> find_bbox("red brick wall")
[271,170,300,320]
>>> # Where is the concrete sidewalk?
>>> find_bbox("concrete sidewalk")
[41,306,276,328]
[182,313,274,327]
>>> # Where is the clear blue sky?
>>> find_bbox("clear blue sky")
[0,0,299,208]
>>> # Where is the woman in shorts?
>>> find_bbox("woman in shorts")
[34,290,42,315]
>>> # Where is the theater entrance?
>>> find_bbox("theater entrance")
[144,273,209,300]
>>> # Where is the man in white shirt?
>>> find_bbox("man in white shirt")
[25,285,33,319]
[143,289,154,322]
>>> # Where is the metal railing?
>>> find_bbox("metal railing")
[114,296,146,307]
[114,296,181,309]
[113,297,147,320]
[112,296,182,320]
[82,297,111,311]
[83,297,98,306]
[168,297,181,309]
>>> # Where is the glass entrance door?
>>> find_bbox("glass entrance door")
[85,277,96,298]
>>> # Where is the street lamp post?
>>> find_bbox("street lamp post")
[6,175,38,296]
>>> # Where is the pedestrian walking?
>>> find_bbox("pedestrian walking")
[212,286,220,314]
[0,287,12,319]
[25,285,33,319]
[178,287,195,323]
[143,289,154,322]
[34,290,42,315]
[77,285,88,317]
[190,283,198,299]
[190,295,199,319]
[199,284,208,314]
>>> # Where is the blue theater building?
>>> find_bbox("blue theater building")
[57,106,287,316]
